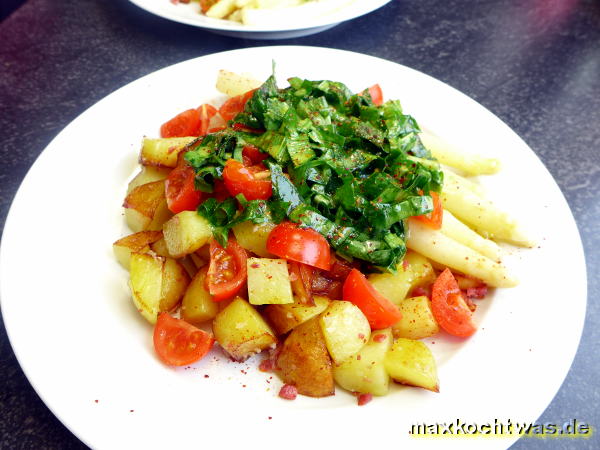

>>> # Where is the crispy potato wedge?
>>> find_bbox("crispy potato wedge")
[333,328,392,396]
[247,258,294,305]
[213,297,277,361]
[160,257,190,312]
[113,231,162,269]
[215,69,262,97]
[149,236,171,258]
[127,166,170,194]
[129,252,164,324]
[123,180,172,232]
[368,251,436,305]
[181,267,218,325]
[129,251,190,323]
[232,220,275,257]
[140,137,196,168]
[384,338,439,392]
[163,211,213,258]
[264,295,330,335]
[392,295,440,340]
[319,300,371,365]
[276,317,335,397]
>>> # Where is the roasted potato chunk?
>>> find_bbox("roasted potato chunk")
[181,267,218,325]
[247,258,294,305]
[264,295,330,335]
[384,338,439,392]
[113,230,162,269]
[333,328,392,396]
[276,317,335,397]
[163,211,212,258]
[140,137,196,168]
[129,252,163,324]
[123,180,172,232]
[129,252,190,323]
[127,166,170,194]
[213,297,277,361]
[368,251,436,305]
[319,300,371,364]
[392,295,440,340]
[216,69,262,97]
[160,257,190,312]
[232,220,275,257]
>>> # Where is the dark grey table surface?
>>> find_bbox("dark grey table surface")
[1,0,598,448]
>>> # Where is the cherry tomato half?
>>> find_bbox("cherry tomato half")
[197,103,218,136]
[165,165,202,214]
[266,221,331,271]
[343,268,402,329]
[222,159,272,201]
[153,313,214,366]
[160,109,202,138]
[160,104,217,138]
[412,191,443,229]
[206,237,248,301]
[242,144,269,165]
[368,84,384,106]
[431,268,476,338]
[218,89,256,122]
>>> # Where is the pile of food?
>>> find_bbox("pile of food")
[114,69,530,403]
[173,0,354,26]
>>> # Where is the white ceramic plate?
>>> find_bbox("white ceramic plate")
[128,0,392,39]
[0,46,586,449]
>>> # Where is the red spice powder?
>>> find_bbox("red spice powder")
[259,358,276,372]
[279,384,298,400]
[373,334,387,343]
[357,393,373,406]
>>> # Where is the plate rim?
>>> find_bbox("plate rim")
[0,45,588,449]
[127,0,392,33]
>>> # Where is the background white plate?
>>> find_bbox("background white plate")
[0,46,586,449]
[128,0,392,39]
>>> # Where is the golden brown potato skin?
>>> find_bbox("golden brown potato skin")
[276,317,335,398]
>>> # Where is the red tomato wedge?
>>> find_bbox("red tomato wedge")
[160,109,202,138]
[343,268,402,329]
[367,84,384,106]
[412,191,443,229]
[267,221,331,271]
[222,159,272,201]
[219,89,256,122]
[197,103,218,136]
[242,144,269,165]
[153,313,214,366]
[431,268,477,337]
[165,165,202,214]
[160,104,217,138]
[206,237,248,301]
